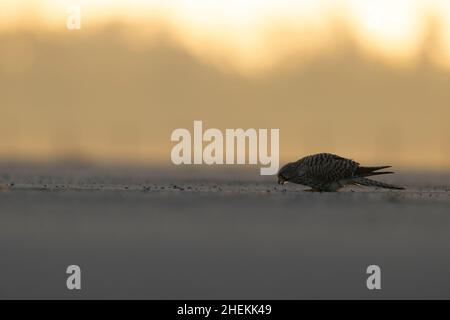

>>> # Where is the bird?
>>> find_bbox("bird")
[277,153,404,192]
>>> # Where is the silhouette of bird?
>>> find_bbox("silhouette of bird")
[277,153,404,192]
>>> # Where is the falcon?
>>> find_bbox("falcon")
[277,153,404,192]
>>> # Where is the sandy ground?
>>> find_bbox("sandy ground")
[0,163,449,299]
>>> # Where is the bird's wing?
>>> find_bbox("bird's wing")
[300,153,359,182]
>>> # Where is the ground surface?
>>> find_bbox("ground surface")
[0,164,449,299]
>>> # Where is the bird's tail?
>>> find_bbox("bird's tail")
[355,166,393,177]
[353,177,405,190]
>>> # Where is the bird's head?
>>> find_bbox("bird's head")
[277,162,298,185]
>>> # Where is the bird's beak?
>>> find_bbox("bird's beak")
[278,177,285,185]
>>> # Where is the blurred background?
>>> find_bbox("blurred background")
[1,0,450,171]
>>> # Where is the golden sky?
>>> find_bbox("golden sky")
[1,1,450,170]
[1,0,450,73]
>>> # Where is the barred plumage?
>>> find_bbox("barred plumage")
[277,153,404,192]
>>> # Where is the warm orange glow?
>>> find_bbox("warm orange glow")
[1,1,450,170]
[1,1,450,72]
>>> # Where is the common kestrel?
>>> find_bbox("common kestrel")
[277,153,404,192]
